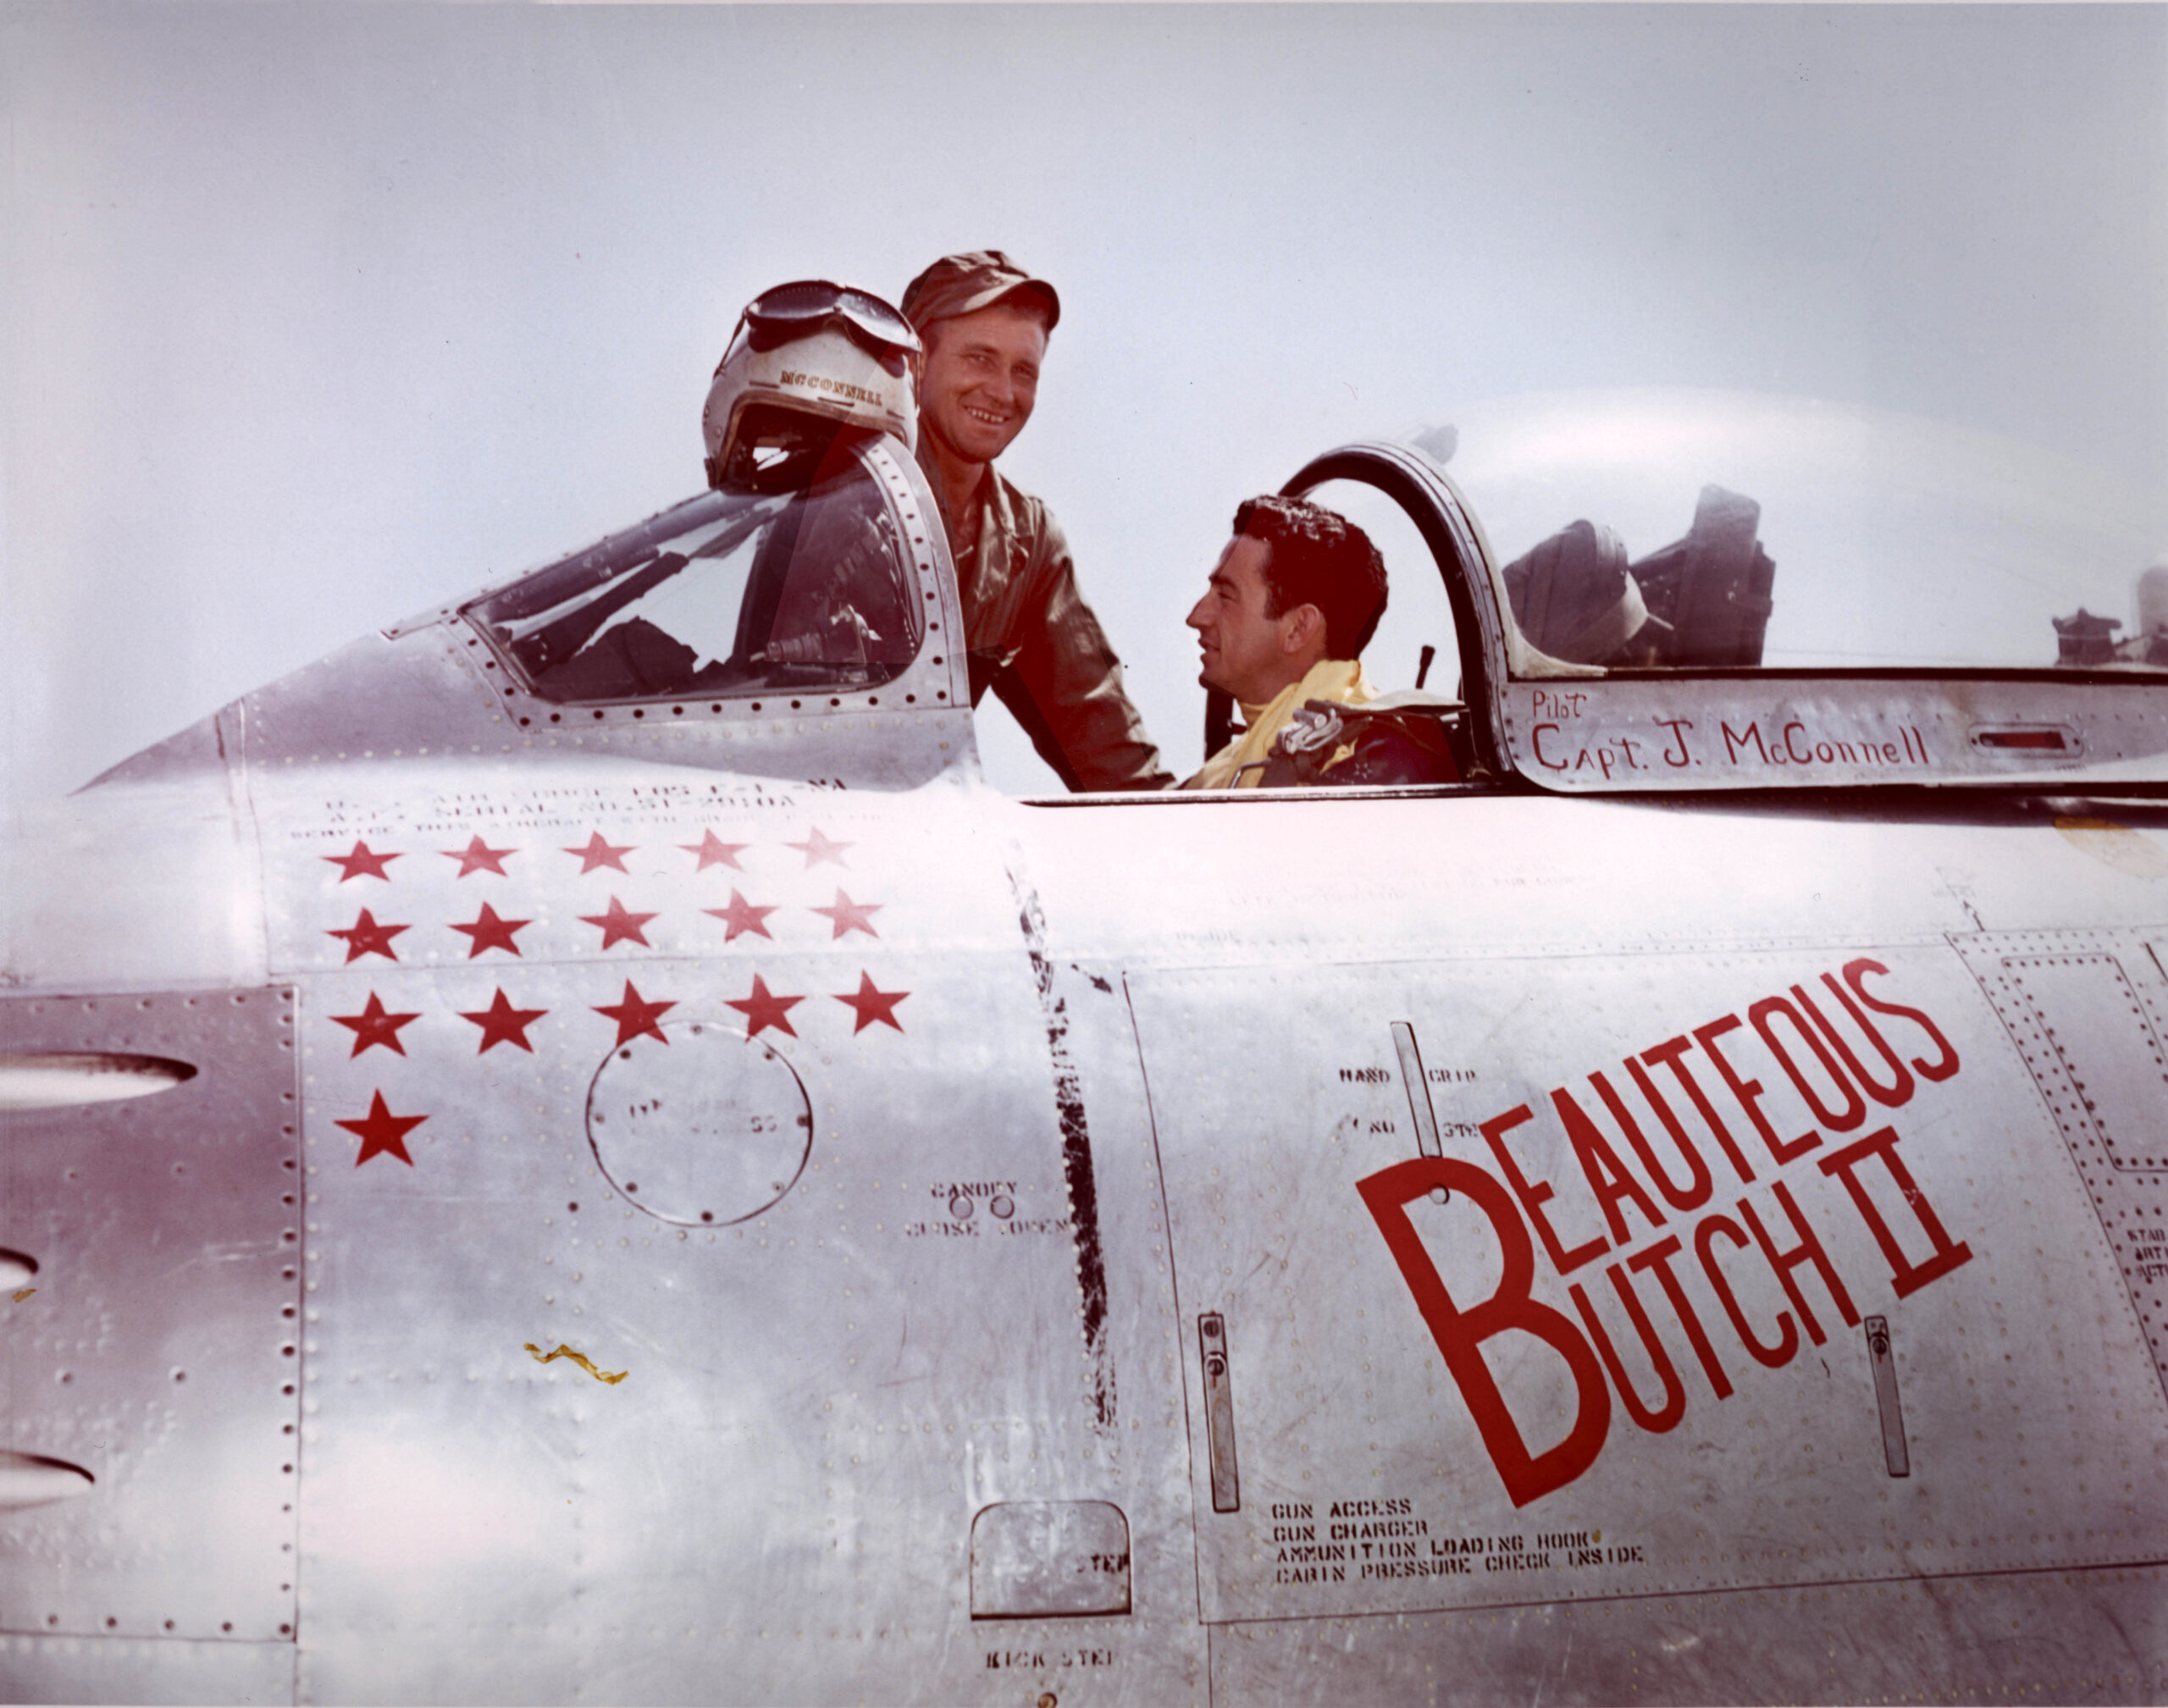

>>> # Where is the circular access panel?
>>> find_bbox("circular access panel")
[586,1021,812,1225]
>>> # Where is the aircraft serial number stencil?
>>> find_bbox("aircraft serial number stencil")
[1128,947,2168,1623]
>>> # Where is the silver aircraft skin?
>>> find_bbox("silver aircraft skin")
[4,410,2168,1706]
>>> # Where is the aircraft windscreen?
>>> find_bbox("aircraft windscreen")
[465,454,921,704]
[1441,392,2165,676]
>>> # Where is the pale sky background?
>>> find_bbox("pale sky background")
[3,3,2165,811]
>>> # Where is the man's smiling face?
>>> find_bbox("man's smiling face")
[916,302,1047,467]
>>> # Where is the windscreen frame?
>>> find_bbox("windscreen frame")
[450,438,971,735]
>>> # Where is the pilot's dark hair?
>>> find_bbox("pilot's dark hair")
[1232,495,1388,659]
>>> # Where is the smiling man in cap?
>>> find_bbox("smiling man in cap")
[901,250,1170,792]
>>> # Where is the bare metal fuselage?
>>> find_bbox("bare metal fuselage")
[4,435,2166,1705]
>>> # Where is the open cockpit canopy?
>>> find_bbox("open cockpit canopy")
[1451,390,2162,678]
[1327,390,2168,794]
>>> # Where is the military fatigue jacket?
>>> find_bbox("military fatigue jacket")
[919,444,1171,793]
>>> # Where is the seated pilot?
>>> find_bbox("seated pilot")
[1183,495,1459,789]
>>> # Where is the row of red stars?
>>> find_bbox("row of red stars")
[323,829,849,882]
[325,887,879,962]
[329,972,906,1169]
[335,973,905,1052]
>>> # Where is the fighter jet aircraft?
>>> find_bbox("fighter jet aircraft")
[5,373,2167,1705]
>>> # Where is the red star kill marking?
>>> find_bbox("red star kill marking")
[450,901,532,959]
[335,1091,426,1167]
[595,981,675,1046]
[810,888,882,940]
[581,895,659,950]
[329,992,423,1057]
[786,827,851,869]
[704,889,777,942]
[444,835,517,877]
[324,840,401,882]
[727,973,803,1038]
[564,831,635,874]
[835,972,909,1034]
[681,829,749,871]
[328,908,408,963]
[459,988,549,1053]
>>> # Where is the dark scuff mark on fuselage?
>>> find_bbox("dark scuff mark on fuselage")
[1008,865,1116,1434]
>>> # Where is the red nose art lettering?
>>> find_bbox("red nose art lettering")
[1356,1156,1611,1507]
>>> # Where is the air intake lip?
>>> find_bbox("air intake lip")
[0,1052,198,1111]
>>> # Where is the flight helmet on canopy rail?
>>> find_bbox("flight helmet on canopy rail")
[702,280,921,490]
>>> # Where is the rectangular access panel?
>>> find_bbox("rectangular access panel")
[1127,946,2168,1624]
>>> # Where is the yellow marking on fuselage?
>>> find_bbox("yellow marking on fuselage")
[523,1341,628,1385]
